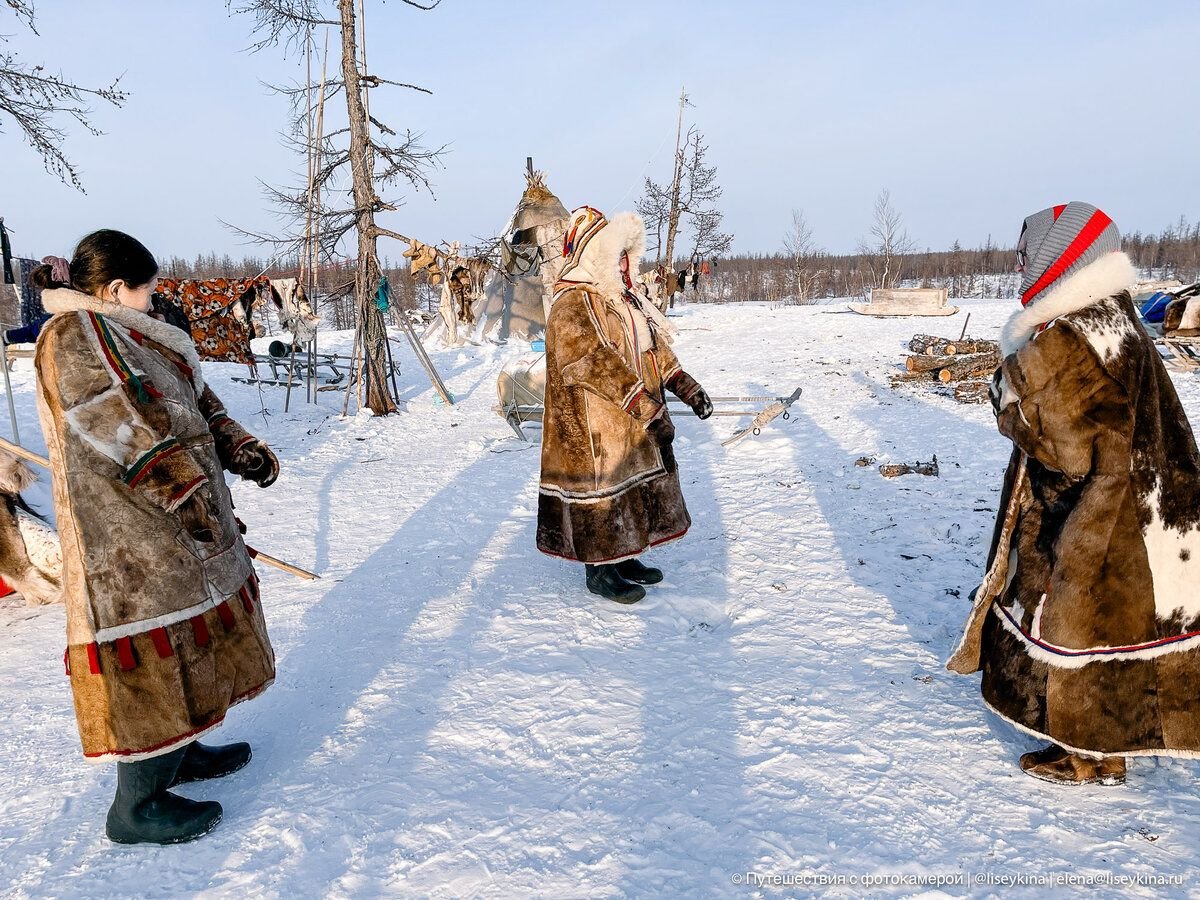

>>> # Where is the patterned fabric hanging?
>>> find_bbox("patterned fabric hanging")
[153,277,268,364]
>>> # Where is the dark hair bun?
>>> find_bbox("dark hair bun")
[30,264,66,291]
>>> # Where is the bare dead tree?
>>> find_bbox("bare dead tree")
[229,0,444,415]
[858,189,916,291]
[0,1,127,191]
[782,208,824,303]
[638,121,732,299]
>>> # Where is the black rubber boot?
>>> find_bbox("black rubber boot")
[170,741,253,787]
[106,747,223,845]
[616,558,664,585]
[585,564,646,604]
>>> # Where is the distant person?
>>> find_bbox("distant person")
[33,231,279,843]
[538,207,712,603]
[950,202,1200,785]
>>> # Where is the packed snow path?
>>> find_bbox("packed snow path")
[2,301,1198,897]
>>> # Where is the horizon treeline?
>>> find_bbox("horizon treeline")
[152,215,1200,308]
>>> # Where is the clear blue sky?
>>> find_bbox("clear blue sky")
[3,0,1198,262]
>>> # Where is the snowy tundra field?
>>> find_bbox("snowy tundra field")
[2,299,1200,899]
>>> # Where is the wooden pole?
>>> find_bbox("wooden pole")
[0,337,19,443]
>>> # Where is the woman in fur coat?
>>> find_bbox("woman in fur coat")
[951,202,1200,785]
[537,207,712,604]
[33,231,279,843]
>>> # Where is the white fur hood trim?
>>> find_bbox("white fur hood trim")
[562,211,648,301]
[41,288,206,392]
[1000,252,1137,356]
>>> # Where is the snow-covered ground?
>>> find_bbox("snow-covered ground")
[2,299,1199,898]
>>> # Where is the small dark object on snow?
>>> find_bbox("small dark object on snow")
[106,747,223,845]
[855,456,876,467]
[585,563,645,604]
[879,456,939,478]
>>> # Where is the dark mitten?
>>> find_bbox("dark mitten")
[233,440,279,488]
[667,371,713,420]
[177,492,219,543]
[647,413,675,448]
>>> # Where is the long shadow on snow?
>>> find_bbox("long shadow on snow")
[213,449,535,890]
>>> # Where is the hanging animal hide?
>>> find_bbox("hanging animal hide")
[270,278,321,344]
[153,276,268,364]
[404,240,442,285]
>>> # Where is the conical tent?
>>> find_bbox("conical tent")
[475,170,569,342]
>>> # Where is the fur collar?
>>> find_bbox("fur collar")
[1001,252,1137,356]
[41,288,206,391]
[559,211,647,301]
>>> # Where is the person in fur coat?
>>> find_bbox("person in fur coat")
[951,202,1200,785]
[537,207,712,604]
[33,232,279,844]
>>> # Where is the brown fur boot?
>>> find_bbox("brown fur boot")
[1019,745,1126,786]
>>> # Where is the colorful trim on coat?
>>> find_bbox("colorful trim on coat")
[87,312,162,403]
[993,601,1200,669]
[538,526,690,565]
[123,438,184,488]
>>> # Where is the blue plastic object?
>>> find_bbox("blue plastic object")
[1141,291,1172,324]
[531,339,546,352]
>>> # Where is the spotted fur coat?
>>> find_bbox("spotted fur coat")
[35,288,274,762]
[968,252,1200,757]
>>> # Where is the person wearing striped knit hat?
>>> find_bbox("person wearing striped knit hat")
[950,202,1200,785]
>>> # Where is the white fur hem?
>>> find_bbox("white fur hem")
[1001,252,1137,356]
[993,602,1200,669]
[983,697,1200,761]
[91,593,223,644]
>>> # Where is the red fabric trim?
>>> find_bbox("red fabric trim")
[1021,210,1113,306]
[624,388,646,414]
[191,615,210,648]
[63,648,70,676]
[997,602,1200,657]
[250,574,260,603]
[216,600,236,631]
[86,642,101,675]
[115,636,137,671]
[127,443,185,489]
[0,576,13,598]
[1052,204,1067,221]
[539,526,691,565]
[151,627,174,659]
[82,679,272,759]
[246,545,260,559]
[239,585,255,614]
[170,475,208,505]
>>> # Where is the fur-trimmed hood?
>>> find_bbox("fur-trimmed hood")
[559,211,648,301]
[41,287,205,392]
[1001,251,1137,356]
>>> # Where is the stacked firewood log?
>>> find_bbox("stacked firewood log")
[891,334,1000,403]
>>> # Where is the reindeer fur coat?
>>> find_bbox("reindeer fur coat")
[35,288,274,762]
[970,252,1200,758]
[537,213,694,564]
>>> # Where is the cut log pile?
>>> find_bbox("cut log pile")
[890,333,1000,403]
